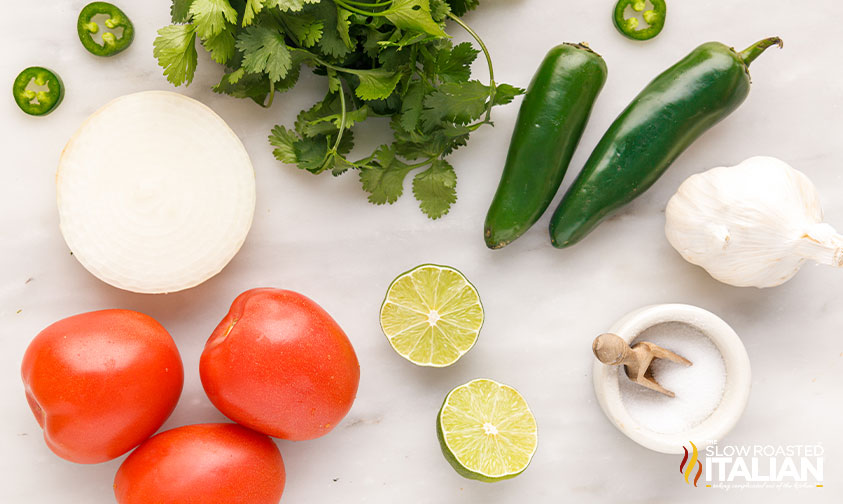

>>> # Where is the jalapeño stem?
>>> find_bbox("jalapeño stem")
[739,37,784,66]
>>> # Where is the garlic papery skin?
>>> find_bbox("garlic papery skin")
[665,156,843,288]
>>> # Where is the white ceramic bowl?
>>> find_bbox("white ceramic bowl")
[592,304,751,454]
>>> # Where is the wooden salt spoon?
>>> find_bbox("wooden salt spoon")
[592,333,692,398]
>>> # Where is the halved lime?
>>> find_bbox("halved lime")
[437,379,538,482]
[379,264,483,367]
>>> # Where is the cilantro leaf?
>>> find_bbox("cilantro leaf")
[445,0,479,17]
[392,116,435,160]
[336,7,353,48]
[292,130,354,174]
[269,125,298,164]
[154,24,199,86]
[312,1,351,58]
[295,108,326,137]
[327,69,342,93]
[378,46,410,71]
[220,48,304,106]
[363,27,391,58]
[493,83,525,105]
[274,0,320,12]
[157,0,521,220]
[203,28,236,63]
[429,0,452,21]
[377,30,433,51]
[349,69,403,101]
[298,99,367,137]
[437,42,479,83]
[341,104,369,129]
[227,67,246,84]
[360,146,413,205]
[279,11,324,47]
[296,93,343,137]
[214,68,271,105]
[274,49,308,92]
[294,135,329,172]
[243,0,265,26]
[171,0,195,22]
[327,155,354,176]
[275,63,303,92]
[398,80,425,132]
[385,0,448,38]
[236,26,292,82]
[377,44,400,66]
[412,159,457,218]
[189,0,238,40]
[438,123,470,155]
[294,90,364,135]
[335,129,355,155]
[421,80,489,126]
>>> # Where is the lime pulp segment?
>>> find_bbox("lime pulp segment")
[438,379,538,481]
[380,264,483,367]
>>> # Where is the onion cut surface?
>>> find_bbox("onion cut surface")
[57,91,256,294]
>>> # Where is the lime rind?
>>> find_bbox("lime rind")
[380,264,483,367]
[437,378,538,482]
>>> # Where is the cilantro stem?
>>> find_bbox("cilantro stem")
[353,152,378,166]
[332,0,391,17]
[290,47,357,78]
[466,119,492,131]
[406,158,435,169]
[415,71,433,89]
[340,0,393,7]
[330,82,348,159]
[264,79,276,108]
[446,13,496,122]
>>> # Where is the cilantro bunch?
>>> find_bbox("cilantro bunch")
[156,0,522,218]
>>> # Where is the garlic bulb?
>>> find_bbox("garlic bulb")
[665,156,842,288]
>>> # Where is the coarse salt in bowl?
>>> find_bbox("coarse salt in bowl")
[592,304,751,454]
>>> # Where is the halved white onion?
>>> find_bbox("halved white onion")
[57,91,256,294]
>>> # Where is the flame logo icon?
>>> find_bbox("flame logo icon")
[679,441,703,487]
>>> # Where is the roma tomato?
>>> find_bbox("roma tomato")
[20,309,183,464]
[114,423,285,504]
[200,288,360,440]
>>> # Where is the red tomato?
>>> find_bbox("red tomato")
[20,309,183,464]
[200,288,360,440]
[114,423,285,504]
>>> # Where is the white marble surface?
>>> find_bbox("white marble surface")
[2,1,842,502]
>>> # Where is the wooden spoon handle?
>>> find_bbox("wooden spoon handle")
[592,333,634,366]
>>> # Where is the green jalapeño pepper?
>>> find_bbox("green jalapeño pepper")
[77,2,135,56]
[549,37,782,249]
[13,67,64,116]
[613,0,666,41]
[485,43,607,249]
